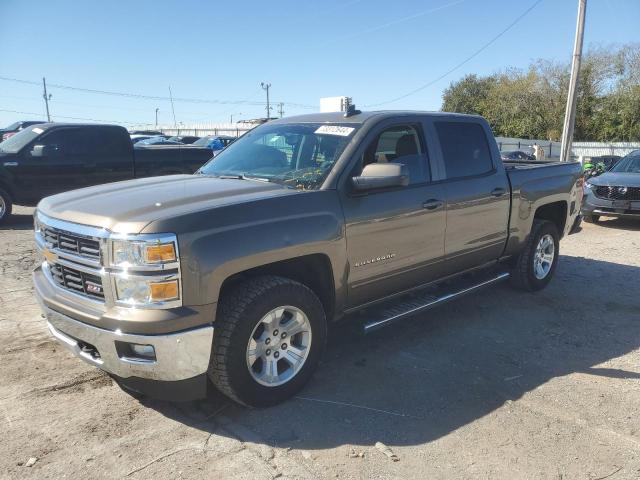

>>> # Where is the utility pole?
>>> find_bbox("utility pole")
[42,77,52,122]
[560,0,587,162]
[277,102,284,118]
[261,82,271,120]
[168,86,177,129]
[155,108,159,127]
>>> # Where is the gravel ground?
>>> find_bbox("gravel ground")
[1,206,639,480]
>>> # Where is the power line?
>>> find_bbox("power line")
[363,0,545,107]
[0,108,152,126]
[0,75,317,109]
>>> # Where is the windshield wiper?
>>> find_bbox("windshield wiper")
[216,173,271,183]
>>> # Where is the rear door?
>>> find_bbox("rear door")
[82,127,134,186]
[431,119,510,273]
[340,118,447,307]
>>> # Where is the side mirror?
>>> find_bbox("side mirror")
[351,163,409,191]
[30,144,60,157]
[30,145,46,157]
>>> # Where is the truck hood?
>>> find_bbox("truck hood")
[37,174,297,233]
[588,172,640,188]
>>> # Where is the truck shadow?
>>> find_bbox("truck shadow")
[142,255,640,450]
[591,217,640,231]
[0,213,34,231]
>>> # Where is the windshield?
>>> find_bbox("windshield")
[192,136,213,147]
[611,151,640,173]
[199,123,357,190]
[3,122,21,131]
[0,125,45,153]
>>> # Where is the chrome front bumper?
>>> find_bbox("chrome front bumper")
[40,301,214,382]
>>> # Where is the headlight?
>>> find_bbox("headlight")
[111,239,177,267]
[584,181,594,190]
[115,275,180,305]
[110,234,181,307]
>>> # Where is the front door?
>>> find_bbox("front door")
[13,128,87,202]
[340,121,447,308]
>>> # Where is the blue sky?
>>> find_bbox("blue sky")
[0,0,638,127]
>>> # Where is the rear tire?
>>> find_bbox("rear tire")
[583,214,599,224]
[0,188,13,225]
[510,220,559,292]
[209,275,326,407]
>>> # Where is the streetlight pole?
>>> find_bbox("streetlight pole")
[155,108,159,127]
[261,82,271,120]
[42,77,52,122]
[560,0,587,162]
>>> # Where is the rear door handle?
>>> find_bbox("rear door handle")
[491,188,506,197]
[422,199,443,210]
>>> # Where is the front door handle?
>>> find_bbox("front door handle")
[422,199,443,210]
[491,188,506,197]
[3,162,18,167]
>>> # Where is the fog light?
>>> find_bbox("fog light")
[131,344,155,359]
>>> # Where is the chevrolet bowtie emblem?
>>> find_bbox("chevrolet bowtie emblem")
[43,248,58,264]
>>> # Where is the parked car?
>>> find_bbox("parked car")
[582,149,640,223]
[0,123,214,223]
[1,120,47,141]
[136,136,183,146]
[168,136,200,144]
[129,129,164,136]
[501,150,536,161]
[32,111,582,406]
[130,134,159,144]
[191,135,235,151]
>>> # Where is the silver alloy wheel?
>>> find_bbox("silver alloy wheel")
[0,195,5,220]
[533,233,555,279]
[246,306,312,387]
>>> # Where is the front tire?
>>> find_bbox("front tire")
[0,188,13,225]
[510,220,559,292]
[209,275,326,407]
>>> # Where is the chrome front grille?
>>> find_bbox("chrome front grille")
[594,185,640,201]
[43,226,101,261]
[49,263,105,299]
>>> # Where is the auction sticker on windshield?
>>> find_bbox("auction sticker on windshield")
[315,125,355,136]
[32,128,44,134]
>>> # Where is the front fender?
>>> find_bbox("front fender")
[154,190,348,310]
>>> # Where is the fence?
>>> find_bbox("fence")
[133,122,258,138]
[496,138,640,161]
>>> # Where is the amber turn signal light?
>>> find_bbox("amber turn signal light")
[145,243,176,263]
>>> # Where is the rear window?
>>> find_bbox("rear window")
[435,122,493,179]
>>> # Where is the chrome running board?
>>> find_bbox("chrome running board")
[362,271,510,334]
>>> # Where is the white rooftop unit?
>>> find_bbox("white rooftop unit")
[319,96,352,113]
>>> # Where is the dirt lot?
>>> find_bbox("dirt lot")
[1,206,639,480]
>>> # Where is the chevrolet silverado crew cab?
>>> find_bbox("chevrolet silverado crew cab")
[0,123,214,223]
[33,111,583,406]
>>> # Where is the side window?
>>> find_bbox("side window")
[40,130,73,156]
[435,122,493,179]
[358,124,429,185]
[96,129,129,155]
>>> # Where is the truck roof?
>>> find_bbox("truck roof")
[25,122,128,131]
[269,110,483,125]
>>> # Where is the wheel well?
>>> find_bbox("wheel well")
[219,254,335,320]
[534,201,567,237]
[0,180,14,200]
